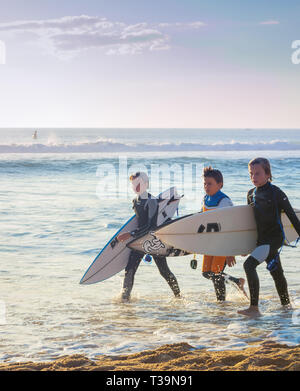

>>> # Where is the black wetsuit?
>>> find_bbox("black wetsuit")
[121,193,180,301]
[244,182,300,306]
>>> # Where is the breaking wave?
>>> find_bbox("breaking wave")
[0,139,300,153]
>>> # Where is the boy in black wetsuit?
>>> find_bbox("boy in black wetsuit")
[238,157,300,317]
[117,172,181,302]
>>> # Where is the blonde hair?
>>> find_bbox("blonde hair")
[248,157,272,181]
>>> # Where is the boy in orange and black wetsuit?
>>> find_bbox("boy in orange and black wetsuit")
[201,167,246,301]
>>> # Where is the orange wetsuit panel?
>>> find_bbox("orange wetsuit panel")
[202,254,226,273]
[202,204,226,273]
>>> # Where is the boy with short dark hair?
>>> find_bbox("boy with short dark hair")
[201,166,247,301]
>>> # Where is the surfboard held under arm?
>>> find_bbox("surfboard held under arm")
[80,187,184,285]
[155,205,300,256]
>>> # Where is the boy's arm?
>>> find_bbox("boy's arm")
[277,190,300,237]
[226,256,236,266]
[247,189,253,205]
[218,197,233,208]
[219,198,235,262]
[239,191,253,256]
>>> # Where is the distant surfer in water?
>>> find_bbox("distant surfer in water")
[117,172,181,302]
[238,157,300,317]
[201,167,247,301]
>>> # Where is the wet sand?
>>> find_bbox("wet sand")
[0,341,299,371]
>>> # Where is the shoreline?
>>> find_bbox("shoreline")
[0,341,299,371]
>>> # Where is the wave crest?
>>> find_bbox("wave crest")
[0,140,299,153]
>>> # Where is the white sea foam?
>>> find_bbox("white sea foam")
[267,328,300,346]
[0,140,300,153]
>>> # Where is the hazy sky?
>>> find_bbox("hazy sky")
[0,0,299,128]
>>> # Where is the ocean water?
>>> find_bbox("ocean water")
[0,128,300,363]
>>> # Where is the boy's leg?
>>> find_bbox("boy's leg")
[211,274,226,301]
[246,245,290,306]
[121,251,143,301]
[153,256,181,297]
[221,263,248,298]
[238,245,271,316]
[210,256,227,301]
[222,272,240,285]
[243,255,260,306]
[203,256,247,300]
[268,256,290,306]
[202,255,214,282]
[202,255,226,301]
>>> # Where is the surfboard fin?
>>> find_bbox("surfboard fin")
[190,254,198,269]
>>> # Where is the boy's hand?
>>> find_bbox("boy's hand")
[117,232,132,242]
[226,256,236,267]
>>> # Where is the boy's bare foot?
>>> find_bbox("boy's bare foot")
[120,295,130,303]
[238,278,249,299]
[237,306,262,317]
[281,303,293,311]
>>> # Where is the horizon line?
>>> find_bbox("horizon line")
[0,127,300,130]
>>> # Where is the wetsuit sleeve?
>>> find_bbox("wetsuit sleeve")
[277,189,300,237]
[131,198,159,238]
[218,197,233,208]
[247,189,254,205]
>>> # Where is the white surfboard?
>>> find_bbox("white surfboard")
[127,209,190,257]
[80,187,182,285]
[155,205,300,256]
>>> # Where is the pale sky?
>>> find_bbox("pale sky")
[0,0,299,128]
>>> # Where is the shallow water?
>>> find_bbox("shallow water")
[0,129,300,362]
